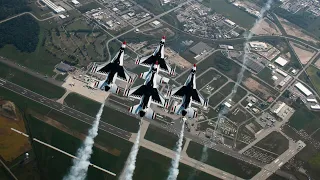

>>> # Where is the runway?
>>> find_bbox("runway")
[0,78,131,140]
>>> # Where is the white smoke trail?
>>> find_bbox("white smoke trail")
[187,146,208,180]
[63,103,105,180]
[119,127,142,180]
[167,122,185,180]
[230,0,273,100]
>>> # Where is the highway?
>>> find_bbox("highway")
[0,78,132,140]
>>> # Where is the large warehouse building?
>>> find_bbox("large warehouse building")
[295,82,313,96]
[41,0,65,13]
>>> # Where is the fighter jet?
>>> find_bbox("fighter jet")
[124,61,168,119]
[135,36,175,76]
[167,64,208,118]
[91,41,133,93]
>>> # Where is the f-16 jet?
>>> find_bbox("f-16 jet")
[167,64,208,118]
[91,41,133,93]
[124,61,167,119]
[135,36,175,76]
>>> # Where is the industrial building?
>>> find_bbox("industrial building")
[41,0,65,13]
[295,82,312,96]
[71,0,80,5]
[275,57,288,67]
[55,62,75,72]
[189,42,212,56]
[271,101,294,120]
[249,41,268,49]
[224,19,235,26]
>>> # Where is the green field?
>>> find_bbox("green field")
[201,0,256,29]
[289,105,320,134]
[306,66,320,95]
[76,2,103,13]
[208,92,225,107]
[187,141,260,179]
[0,18,63,76]
[257,68,275,86]
[144,125,185,150]
[26,115,124,180]
[226,106,252,125]
[64,93,140,132]
[0,62,65,99]
[134,0,170,15]
[255,131,289,155]
[197,69,227,90]
[64,92,101,116]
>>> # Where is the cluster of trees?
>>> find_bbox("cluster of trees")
[0,0,30,21]
[0,15,40,52]
[214,54,232,71]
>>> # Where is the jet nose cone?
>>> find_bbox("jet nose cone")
[139,111,146,117]
[122,41,126,48]
[181,110,187,116]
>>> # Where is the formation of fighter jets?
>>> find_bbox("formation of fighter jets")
[91,36,208,120]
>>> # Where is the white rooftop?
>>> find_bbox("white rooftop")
[295,82,312,96]
[275,57,288,67]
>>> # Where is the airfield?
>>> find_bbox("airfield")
[1,0,320,179]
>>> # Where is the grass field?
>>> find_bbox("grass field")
[306,66,320,95]
[0,62,65,99]
[0,20,62,76]
[55,74,68,82]
[226,106,252,125]
[144,125,185,150]
[64,93,140,132]
[26,115,122,180]
[187,141,260,179]
[257,68,275,86]
[289,106,320,134]
[0,106,31,162]
[255,131,289,155]
[76,2,103,13]
[64,92,101,117]
[197,69,227,90]
[208,92,225,107]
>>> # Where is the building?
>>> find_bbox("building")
[59,14,66,19]
[189,42,212,56]
[249,41,268,49]
[71,0,79,5]
[276,69,288,77]
[275,57,288,67]
[271,101,294,119]
[224,19,235,26]
[307,99,317,103]
[41,0,65,13]
[295,82,312,96]
[311,104,320,110]
[152,20,161,27]
[55,62,75,72]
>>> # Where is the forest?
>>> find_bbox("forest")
[0,0,31,20]
[0,15,40,52]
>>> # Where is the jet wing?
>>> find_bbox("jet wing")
[95,62,112,75]
[170,86,186,100]
[116,67,131,82]
[139,56,171,74]
[191,89,206,106]
[128,85,146,100]
[150,88,165,107]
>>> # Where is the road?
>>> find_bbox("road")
[252,140,306,180]
[0,78,131,140]
[11,128,116,176]
[0,12,57,24]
